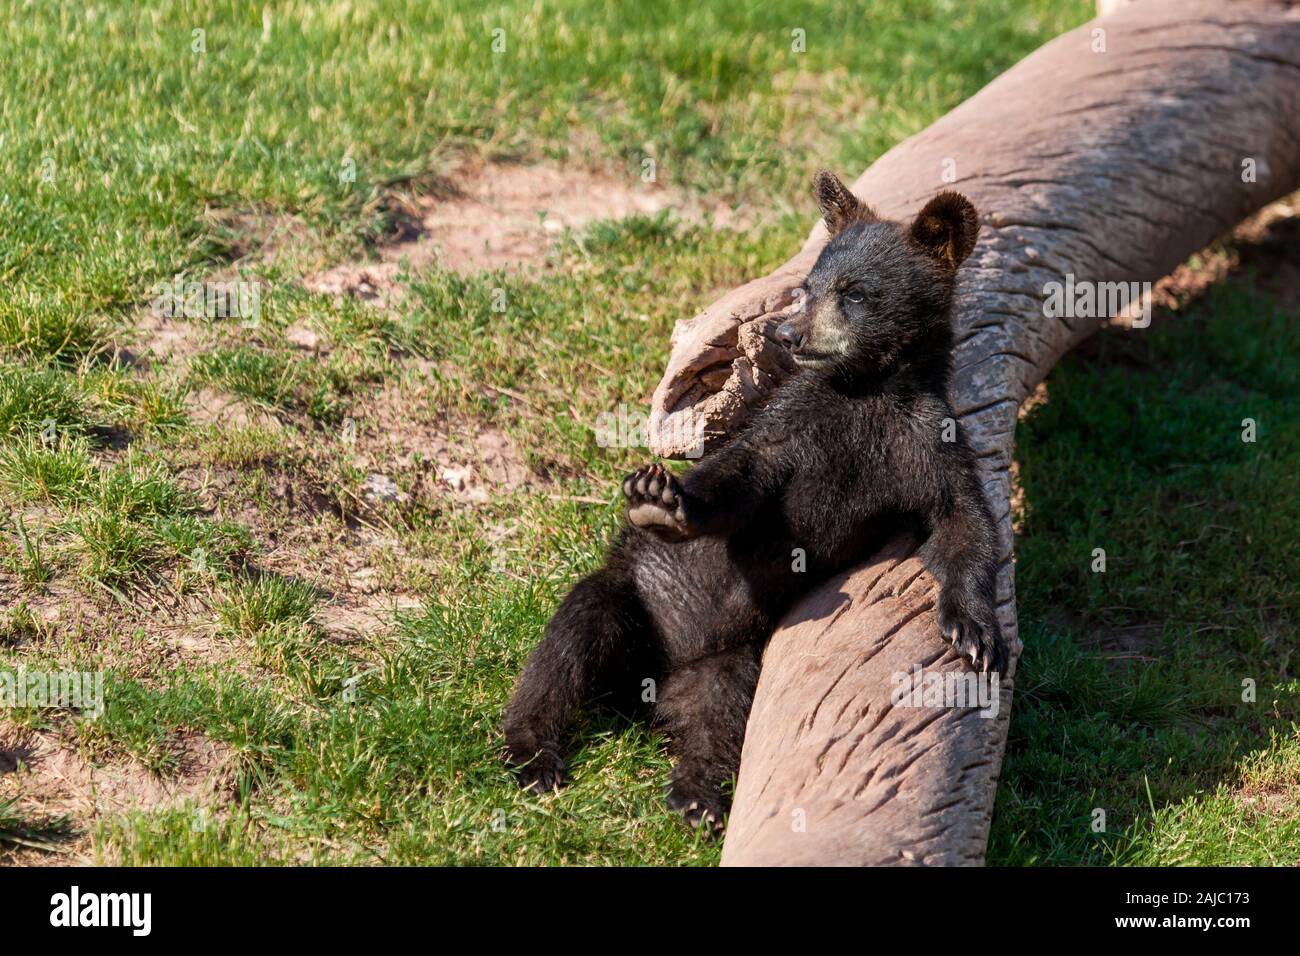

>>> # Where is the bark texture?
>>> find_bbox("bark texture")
[643,0,1300,865]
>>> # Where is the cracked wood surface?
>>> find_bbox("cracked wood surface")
[643,0,1300,865]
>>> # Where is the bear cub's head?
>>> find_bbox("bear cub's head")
[776,170,979,381]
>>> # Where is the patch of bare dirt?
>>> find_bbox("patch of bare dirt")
[0,567,250,676]
[302,157,737,301]
[354,379,540,504]
[1017,381,1049,421]
[1008,459,1027,538]
[425,428,533,504]
[1231,198,1300,313]
[200,207,319,267]
[1235,786,1300,819]
[1005,383,1050,537]
[3,728,235,818]
[0,723,236,863]
[175,377,541,629]
[318,593,423,642]
[135,311,208,367]
[173,435,433,634]
[185,388,285,430]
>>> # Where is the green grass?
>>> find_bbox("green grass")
[0,436,98,506]
[0,296,119,367]
[59,452,241,590]
[986,281,1300,865]
[0,364,93,437]
[0,0,1090,344]
[189,347,314,414]
[0,432,250,599]
[10,0,1298,867]
[215,576,320,639]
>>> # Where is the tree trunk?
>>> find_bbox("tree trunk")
[645,0,1300,866]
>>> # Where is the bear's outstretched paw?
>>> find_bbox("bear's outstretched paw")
[666,782,727,838]
[937,595,1008,676]
[622,464,693,539]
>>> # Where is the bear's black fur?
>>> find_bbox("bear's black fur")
[503,170,1006,833]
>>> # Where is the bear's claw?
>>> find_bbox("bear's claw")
[937,595,1008,675]
[510,749,566,793]
[666,784,726,838]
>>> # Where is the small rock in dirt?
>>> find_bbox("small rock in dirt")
[285,324,321,350]
[439,466,471,492]
[362,473,408,504]
[349,567,379,594]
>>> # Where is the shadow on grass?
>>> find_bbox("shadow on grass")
[988,207,1300,865]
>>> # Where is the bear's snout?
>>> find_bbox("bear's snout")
[775,319,807,351]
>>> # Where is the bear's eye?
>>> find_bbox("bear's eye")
[842,288,866,304]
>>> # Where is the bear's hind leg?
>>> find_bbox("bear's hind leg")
[503,567,649,792]
[655,644,762,835]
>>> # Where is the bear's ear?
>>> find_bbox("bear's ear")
[909,191,979,269]
[813,169,876,235]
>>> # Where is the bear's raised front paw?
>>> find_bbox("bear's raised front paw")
[937,596,1008,675]
[622,464,693,539]
[666,782,727,838]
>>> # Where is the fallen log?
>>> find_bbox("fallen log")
[646,0,1300,865]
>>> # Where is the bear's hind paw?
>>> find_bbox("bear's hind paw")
[666,783,727,838]
[622,464,693,539]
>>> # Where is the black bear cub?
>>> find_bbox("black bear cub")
[503,170,1007,833]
